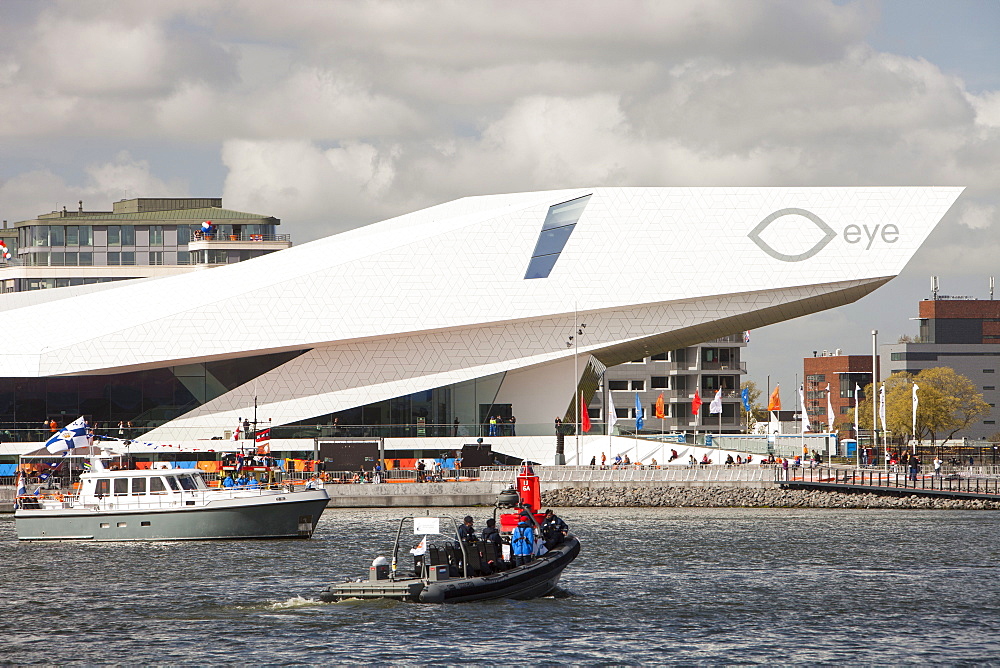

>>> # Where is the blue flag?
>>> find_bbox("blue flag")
[741,387,751,413]
[635,392,644,431]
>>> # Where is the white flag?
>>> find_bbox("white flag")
[878,384,886,432]
[799,384,810,433]
[606,389,618,427]
[409,535,427,556]
[912,383,919,437]
[14,470,26,509]
[827,387,835,433]
[44,416,91,455]
[709,388,723,414]
[854,383,861,436]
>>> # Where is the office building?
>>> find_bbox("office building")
[803,351,874,440]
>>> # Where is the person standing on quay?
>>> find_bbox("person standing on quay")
[933,455,943,476]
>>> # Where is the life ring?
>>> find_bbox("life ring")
[55,493,64,502]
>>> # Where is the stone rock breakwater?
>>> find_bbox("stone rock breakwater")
[541,486,1000,510]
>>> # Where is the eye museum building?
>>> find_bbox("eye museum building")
[0,187,961,464]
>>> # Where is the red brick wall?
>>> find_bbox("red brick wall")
[919,300,1000,320]
[802,355,875,439]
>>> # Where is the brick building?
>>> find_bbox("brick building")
[882,296,999,440]
[803,352,874,440]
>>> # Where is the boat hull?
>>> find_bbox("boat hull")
[319,536,580,603]
[15,491,329,541]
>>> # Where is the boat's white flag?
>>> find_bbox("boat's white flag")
[912,383,920,438]
[44,416,91,454]
[798,384,810,433]
[13,470,26,509]
[409,535,427,556]
[878,384,887,432]
[709,388,723,414]
[826,387,835,433]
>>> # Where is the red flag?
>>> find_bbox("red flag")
[255,428,271,455]
[655,393,665,419]
[581,394,591,433]
[692,390,702,416]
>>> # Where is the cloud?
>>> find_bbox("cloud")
[0,152,187,223]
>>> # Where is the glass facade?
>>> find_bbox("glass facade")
[0,350,307,433]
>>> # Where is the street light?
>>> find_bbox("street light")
[565,317,586,466]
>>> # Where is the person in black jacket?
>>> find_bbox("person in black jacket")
[481,518,502,546]
[458,515,478,543]
[541,509,569,548]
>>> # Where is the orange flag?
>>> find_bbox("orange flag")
[655,393,665,419]
[767,385,782,411]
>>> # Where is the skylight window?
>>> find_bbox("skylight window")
[524,194,591,279]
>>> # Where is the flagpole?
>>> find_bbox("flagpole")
[574,304,579,466]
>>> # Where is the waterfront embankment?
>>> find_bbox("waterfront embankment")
[542,485,1000,509]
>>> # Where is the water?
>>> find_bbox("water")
[2,507,999,665]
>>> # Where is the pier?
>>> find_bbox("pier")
[779,465,1000,501]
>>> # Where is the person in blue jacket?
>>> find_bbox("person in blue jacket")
[511,520,535,567]
[221,474,235,488]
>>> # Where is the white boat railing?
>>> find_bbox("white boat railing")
[17,484,313,512]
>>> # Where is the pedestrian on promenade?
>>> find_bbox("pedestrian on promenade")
[909,456,921,482]
[933,455,943,476]
[509,415,516,436]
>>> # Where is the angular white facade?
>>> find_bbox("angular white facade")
[3,187,962,439]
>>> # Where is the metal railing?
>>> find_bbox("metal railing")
[777,465,1000,496]
[479,464,775,483]
[189,232,290,243]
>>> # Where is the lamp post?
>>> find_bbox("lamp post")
[565,313,586,466]
[872,329,882,469]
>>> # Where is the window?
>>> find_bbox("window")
[33,225,48,246]
[985,369,995,374]
[985,386,995,391]
[985,420,996,425]
[150,477,167,494]
[114,478,129,496]
[121,251,135,265]
[176,225,190,244]
[108,252,120,265]
[66,226,79,245]
[608,380,629,391]
[149,225,163,246]
[177,250,191,264]
[165,477,180,491]
[840,406,853,414]
[651,376,668,389]
[132,478,146,495]
[108,226,121,246]
[524,194,591,279]
[178,475,198,490]
[650,353,668,361]
[149,251,163,265]
[96,479,110,496]
[63,252,77,265]
[79,252,93,266]
[625,358,645,364]
[806,374,826,383]
[79,225,93,246]
[630,380,645,391]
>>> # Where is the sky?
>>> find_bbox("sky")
[1,0,998,392]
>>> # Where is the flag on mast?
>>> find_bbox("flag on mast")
[14,470,26,509]
[581,394,591,433]
[692,389,703,416]
[655,393,665,419]
[44,416,91,455]
[635,392,646,432]
[912,383,919,438]
[827,386,835,433]
[709,388,723,414]
[634,392,644,431]
[255,427,271,454]
[798,384,810,432]
[878,384,887,432]
[767,385,781,411]
[607,390,618,429]
[741,387,751,413]
[854,383,861,437]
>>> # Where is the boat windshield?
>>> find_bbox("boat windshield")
[177,474,199,491]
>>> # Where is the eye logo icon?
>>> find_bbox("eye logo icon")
[748,208,836,262]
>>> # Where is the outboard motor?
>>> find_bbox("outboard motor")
[496,486,519,508]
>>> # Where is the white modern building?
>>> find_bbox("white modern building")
[0,187,962,463]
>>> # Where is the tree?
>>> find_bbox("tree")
[851,367,989,444]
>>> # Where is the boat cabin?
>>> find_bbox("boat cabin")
[78,469,211,503]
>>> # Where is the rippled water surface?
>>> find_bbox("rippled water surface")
[2,507,1000,665]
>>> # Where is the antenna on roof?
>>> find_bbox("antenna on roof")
[931,275,939,301]
[991,276,995,300]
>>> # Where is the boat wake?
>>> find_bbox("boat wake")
[234,596,322,611]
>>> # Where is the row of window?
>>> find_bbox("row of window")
[23,251,191,266]
[95,473,206,497]
[19,224,277,249]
